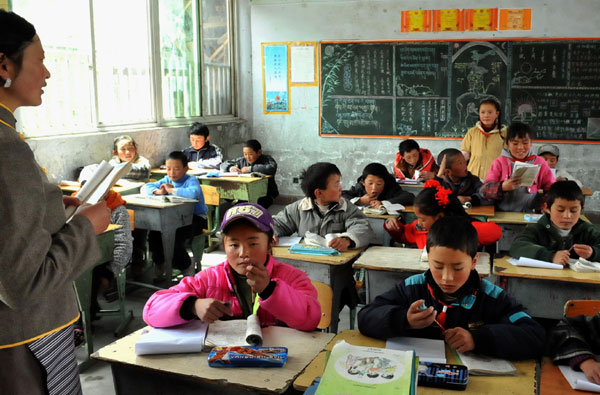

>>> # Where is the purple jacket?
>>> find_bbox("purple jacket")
[143,256,321,331]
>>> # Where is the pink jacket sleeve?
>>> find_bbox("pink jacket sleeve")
[259,265,321,331]
[143,274,208,328]
[483,157,505,183]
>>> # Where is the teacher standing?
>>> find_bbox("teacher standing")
[0,10,110,395]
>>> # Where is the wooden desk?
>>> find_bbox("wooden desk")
[73,224,118,371]
[150,167,210,178]
[59,181,144,196]
[92,326,335,394]
[272,246,364,333]
[403,204,495,221]
[294,330,537,394]
[353,247,490,303]
[583,187,593,197]
[363,212,396,246]
[198,176,268,204]
[494,257,600,319]
[125,194,196,284]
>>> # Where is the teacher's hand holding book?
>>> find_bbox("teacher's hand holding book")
[74,201,111,235]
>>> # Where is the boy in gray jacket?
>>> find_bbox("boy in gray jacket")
[273,162,374,251]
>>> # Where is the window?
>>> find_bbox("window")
[12,0,233,137]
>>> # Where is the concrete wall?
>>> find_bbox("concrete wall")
[247,0,600,210]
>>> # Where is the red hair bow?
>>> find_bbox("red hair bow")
[423,179,452,208]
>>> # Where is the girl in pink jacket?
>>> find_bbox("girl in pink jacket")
[481,122,555,212]
[143,203,321,331]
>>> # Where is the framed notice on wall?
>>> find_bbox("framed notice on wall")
[262,43,290,114]
[290,42,318,86]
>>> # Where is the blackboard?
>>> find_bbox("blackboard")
[319,39,600,142]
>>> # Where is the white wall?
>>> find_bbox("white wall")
[247,0,600,209]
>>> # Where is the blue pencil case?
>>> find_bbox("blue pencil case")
[288,243,341,256]
[207,346,288,367]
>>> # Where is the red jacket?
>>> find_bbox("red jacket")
[143,256,321,331]
[393,148,439,180]
[384,219,502,248]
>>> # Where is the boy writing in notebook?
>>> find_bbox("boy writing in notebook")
[358,216,545,360]
[510,180,600,266]
[272,162,374,251]
[220,139,279,208]
[182,122,223,169]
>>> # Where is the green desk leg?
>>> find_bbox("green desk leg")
[73,229,115,372]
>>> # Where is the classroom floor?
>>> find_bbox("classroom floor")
[78,204,357,394]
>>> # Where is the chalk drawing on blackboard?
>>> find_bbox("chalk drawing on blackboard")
[588,118,600,139]
[397,83,435,97]
[452,42,508,129]
[321,46,356,109]
[512,62,546,85]
[511,91,538,124]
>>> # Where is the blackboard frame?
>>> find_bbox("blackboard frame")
[319,37,600,143]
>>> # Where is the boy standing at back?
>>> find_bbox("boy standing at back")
[145,151,208,274]
[510,181,600,265]
[537,144,583,187]
[221,139,279,208]
[183,122,223,169]
[273,162,374,251]
[358,216,545,360]
[435,148,492,206]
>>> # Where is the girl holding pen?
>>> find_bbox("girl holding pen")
[143,203,321,331]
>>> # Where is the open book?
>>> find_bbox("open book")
[507,257,564,270]
[559,364,600,393]
[512,162,540,187]
[65,160,133,220]
[457,351,517,376]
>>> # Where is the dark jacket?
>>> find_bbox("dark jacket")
[358,270,545,360]
[342,181,414,206]
[183,142,223,169]
[220,154,279,199]
[435,174,492,206]
[510,214,600,262]
[549,314,600,370]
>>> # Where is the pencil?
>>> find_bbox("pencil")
[433,318,446,331]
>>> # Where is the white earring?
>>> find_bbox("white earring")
[3,78,11,88]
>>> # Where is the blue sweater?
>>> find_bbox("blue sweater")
[145,174,207,216]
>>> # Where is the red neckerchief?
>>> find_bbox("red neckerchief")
[426,283,478,328]
[507,155,536,163]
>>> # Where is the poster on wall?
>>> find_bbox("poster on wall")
[432,9,464,32]
[401,10,432,32]
[262,43,290,114]
[290,42,318,86]
[465,8,498,31]
[499,9,532,30]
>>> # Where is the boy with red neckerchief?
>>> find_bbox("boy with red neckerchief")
[359,216,545,360]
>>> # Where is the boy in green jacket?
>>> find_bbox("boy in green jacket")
[510,181,600,265]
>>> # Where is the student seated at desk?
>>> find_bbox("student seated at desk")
[510,181,600,266]
[393,139,439,181]
[384,179,501,249]
[358,216,545,360]
[182,122,223,170]
[342,162,414,208]
[77,166,133,320]
[537,144,583,187]
[481,122,555,212]
[549,312,600,384]
[109,135,151,181]
[435,148,493,207]
[143,203,321,331]
[220,139,279,208]
[273,162,375,251]
[145,151,207,273]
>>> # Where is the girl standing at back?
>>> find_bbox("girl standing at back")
[461,99,507,179]
[384,179,501,248]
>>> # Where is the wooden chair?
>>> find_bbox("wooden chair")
[311,280,333,331]
[564,300,600,317]
[190,185,221,273]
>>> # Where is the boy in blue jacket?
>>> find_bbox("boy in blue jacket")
[145,151,207,273]
[358,216,545,360]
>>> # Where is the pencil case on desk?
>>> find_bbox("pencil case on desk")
[288,243,341,256]
[207,346,288,367]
